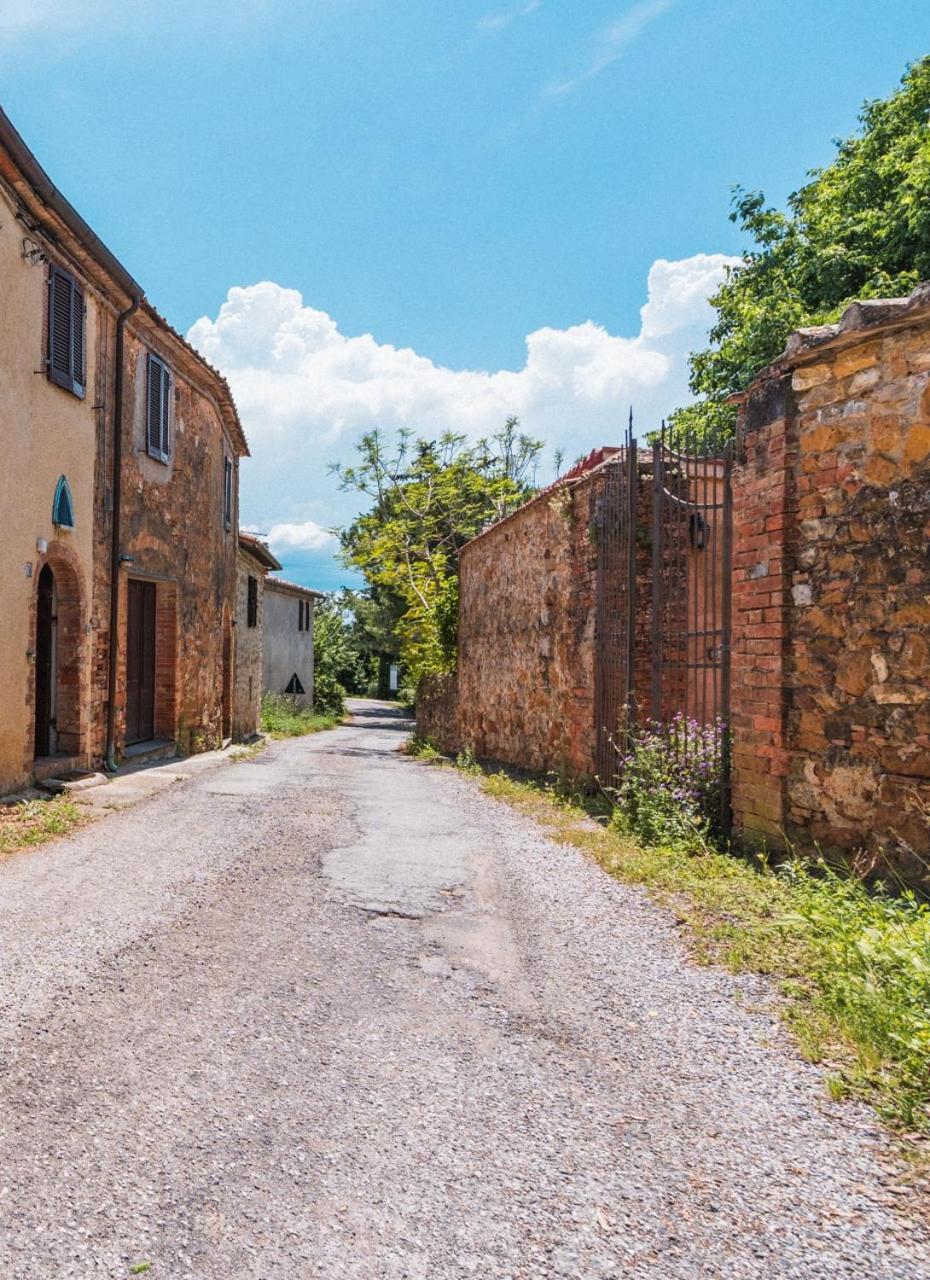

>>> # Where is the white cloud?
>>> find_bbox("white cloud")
[544,0,676,99]
[263,521,338,553]
[188,251,736,582]
[477,0,542,34]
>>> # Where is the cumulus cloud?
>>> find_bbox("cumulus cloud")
[263,521,338,553]
[544,0,676,99]
[189,251,735,586]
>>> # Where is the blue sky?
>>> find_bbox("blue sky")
[3,1,928,588]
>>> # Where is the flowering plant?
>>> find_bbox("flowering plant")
[610,714,727,847]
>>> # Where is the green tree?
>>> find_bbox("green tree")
[676,56,930,442]
[334,419,544,688]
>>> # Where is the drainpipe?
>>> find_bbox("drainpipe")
[105,294,142,772]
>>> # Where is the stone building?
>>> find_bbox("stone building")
[262,578,323,708]
[235,533,282,740]
[0,106,251,791]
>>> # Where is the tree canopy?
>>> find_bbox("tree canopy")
[334,419,544,689]
[675,56,930,441]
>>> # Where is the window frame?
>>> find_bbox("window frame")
[47,265,86,399]
[145,352,172,464]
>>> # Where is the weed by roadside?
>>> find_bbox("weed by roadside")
[260,693,339,739]
[404,733,448,764]
[0,796,88,859]
[230,740,266,762]
[470,766,930,1138]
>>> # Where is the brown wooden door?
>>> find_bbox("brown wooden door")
[126,580,156,744]
[34,564,56,758]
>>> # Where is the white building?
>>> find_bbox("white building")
[262,577,324,708]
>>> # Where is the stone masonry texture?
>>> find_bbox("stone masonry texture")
[454,472,602,780]
[732,300,930,880]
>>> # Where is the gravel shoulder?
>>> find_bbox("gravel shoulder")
[0,700,926,1279]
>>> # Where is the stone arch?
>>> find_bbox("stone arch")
[28,541,86,765]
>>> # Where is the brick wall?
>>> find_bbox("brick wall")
[732,297,930,879]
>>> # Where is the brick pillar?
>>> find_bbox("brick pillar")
[730,375,797,847]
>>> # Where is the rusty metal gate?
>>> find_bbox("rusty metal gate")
[594,423,733,832]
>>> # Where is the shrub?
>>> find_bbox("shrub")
[260,693,338,738]
[610,714,726,847]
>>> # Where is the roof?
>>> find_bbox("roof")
[265,575,326,601]
[741,280,930,393]
[238,532,282,572]
[0,105,248,457]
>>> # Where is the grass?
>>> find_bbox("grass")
[407,735,930,1139]
[259,693,340,739]
[0,795,88,858]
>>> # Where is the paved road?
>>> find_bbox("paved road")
[0,700,926,1279]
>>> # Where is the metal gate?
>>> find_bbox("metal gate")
[594,423,733,832]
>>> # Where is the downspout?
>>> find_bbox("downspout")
[105,294,142,772]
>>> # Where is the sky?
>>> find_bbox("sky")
[3,1,929,589]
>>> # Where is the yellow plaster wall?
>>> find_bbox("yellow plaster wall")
[0,197,103,790]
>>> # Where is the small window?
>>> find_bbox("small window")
[47,266,86,398]
[297,600,307,632]
[284,673,305,696]
[146,353,171,462]
[52,475,75,529]
[223,457,233,530]
[247,575,258,628]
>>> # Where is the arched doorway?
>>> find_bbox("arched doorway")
[34,564,58,758]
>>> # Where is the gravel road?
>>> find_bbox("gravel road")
[0,700,926,1279]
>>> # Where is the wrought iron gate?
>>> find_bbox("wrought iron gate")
[594,424,733,832]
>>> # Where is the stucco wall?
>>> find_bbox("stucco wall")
[0,190,102,789]
[262,583,315,707]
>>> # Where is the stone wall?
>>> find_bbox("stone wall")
[234,551,265,740]
[416,673,459,756]
[732,292,930,879]
[91,323,244,759]
[455,471,601,778]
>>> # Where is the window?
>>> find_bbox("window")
[52,475,75,529]
[297,599,309,632]
[223,457,233,530]
[247,575,258,628]
[146,353,172,462]
[47,266,86,398]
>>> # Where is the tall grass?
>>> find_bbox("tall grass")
[260,693,339,738]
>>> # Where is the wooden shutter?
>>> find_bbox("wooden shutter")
[160,362,171,458]
[71,282,85,393]
[146,354,171,462]
[48,267,85,397]
[224,457,233,528]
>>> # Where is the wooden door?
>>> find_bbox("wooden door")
[34,565,56,758]
[126,580,156,744]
